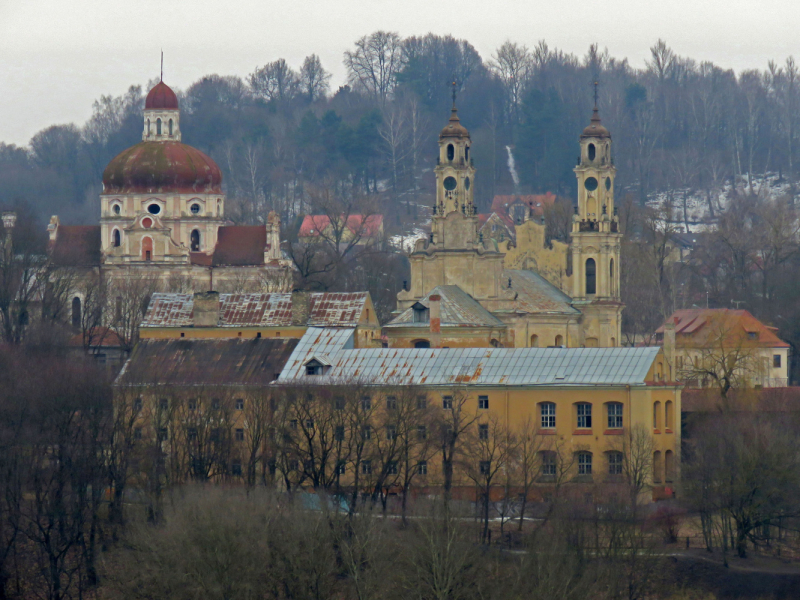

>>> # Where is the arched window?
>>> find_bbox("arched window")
[156,118,162,135]
[168,119,173,136]
[576,403,592,428]
[653,401,662,430]
[112,229,121,247]
[611,337,616,347]
[413,340,430,349]
[653,451,663,483]
[665,400,674,430]
[465,146,470,162]
[555,334,563,347]
[71,297,81,328]
[147,119,151,135]
[530,334,538,347]
[588,143,596,161]
[190,230,200,251]
[665,450,675,482]
[490,339,501,348]
[142,237,153,262]
[447,144,454,161]
[609,258,614,293]
[585,258,596,294]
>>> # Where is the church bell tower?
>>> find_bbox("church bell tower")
[570,86,623,346]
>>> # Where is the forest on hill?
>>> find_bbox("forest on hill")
[2,32,800,376]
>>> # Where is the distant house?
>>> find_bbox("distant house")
[656,309,790,388]
[298,214,384,247]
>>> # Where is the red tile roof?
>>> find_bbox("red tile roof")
[49,226,102,267]
[656,309,789,349]
[212,226,266,266]
[298,215,383,239]
[67,327,124,348]
[142,292,368,328]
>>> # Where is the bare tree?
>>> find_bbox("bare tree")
[249,58,299,102]
[344,31,404,105]
[299,54,332,102]
[490,40,532,126]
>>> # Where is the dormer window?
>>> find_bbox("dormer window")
[147,203,161,215]
[112,204,121,215]
[304,357,330,376]
[412,302,429,324]
[190,203,201,215]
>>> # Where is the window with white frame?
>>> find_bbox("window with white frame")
[386,396,397,410]
[479,461,491,475]
[577,403,592,428]
[361,460,372,475]
[478,423,489,440]
[442,396,453,409]
[386,461,398,475]
[541,451,556,476]
[607,403,623,428]
[386,425,397,440]
[578,452,592,475]
[361,396,371,410]
[417,425,427,440]
[540,402,556,428]
[478,395,489,410]
[417,461,428,475]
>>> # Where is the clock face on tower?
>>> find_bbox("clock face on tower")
[584,177,598,191]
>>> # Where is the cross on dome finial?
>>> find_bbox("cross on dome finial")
[593,80,599,109]
[452,80,457,108]
[161,50,163,82]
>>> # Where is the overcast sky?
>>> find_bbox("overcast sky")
[1,0,798,146]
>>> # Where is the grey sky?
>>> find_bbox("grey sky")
[1,0,797,146]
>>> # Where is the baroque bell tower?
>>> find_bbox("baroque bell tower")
[570,85,623,346]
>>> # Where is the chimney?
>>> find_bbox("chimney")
[47,215,60,242]
[664,316,678,380]
[429,294,441,348]
[193,291,220,327]
[291,291,311,326]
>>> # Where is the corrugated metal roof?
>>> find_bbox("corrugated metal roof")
[278,327,355,381]
[386,286,505,328]
[502,270,580,315]
[280,329,659,387]
[142,292,367,328]
[116,337,299,387]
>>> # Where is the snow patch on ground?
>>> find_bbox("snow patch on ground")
[389,228,427,253]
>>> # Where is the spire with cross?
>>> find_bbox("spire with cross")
[451,80,457,108]
[592,80,599,109]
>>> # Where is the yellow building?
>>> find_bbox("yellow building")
[389,97,622,349]
[279,327,681,497]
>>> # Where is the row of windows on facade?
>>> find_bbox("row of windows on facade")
[111,201,219,218]
[675,354,782,370]
[109,229,202,252]
[147,118,175,137]
[134,397,246,413]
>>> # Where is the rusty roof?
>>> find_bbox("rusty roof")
[116,337,298,387]
[49,226,102,267]
[502,270,580,315]
[386,286,505,329]
[142,292,368,328]
[280,329,660,387]
[656,309,789,349]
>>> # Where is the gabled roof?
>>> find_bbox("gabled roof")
[49,226,102,267]
[212,225,267,266]
[298,215,384,239]
[308,292,370,326]
[656,309,789,349]
[278,327,355,380]
[280,331,660,387]
[141,292,369,328]
[386,286,505,329]
[503,270,580,315]
[491,193,557,218]
[116,337,298,387]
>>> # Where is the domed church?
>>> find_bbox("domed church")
[48,79,292,296]
[385,95,623,349]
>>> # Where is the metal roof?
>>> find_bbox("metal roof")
[278,327,355,381]
[142,292,368,328]
[502,270,580,315]
[116,337,299,387]
[386,286,505,329]
[279,330,660,387]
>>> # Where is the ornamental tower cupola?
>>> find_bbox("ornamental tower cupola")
[433,86,476,219]
[570,84,623,346]
[142,80,181,142]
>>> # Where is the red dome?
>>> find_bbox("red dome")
[145,81,179,110]
[101,141,222,195]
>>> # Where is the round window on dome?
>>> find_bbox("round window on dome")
[190,204,201,215]
[112,204,121,215]
[584,177,598,192]
[147,204,162,215]
[443,176,457,191]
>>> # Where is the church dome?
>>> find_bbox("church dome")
[581,108,610,139]
[101,141,222,195]
[440,107,470,139]
[145,81,179,110]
